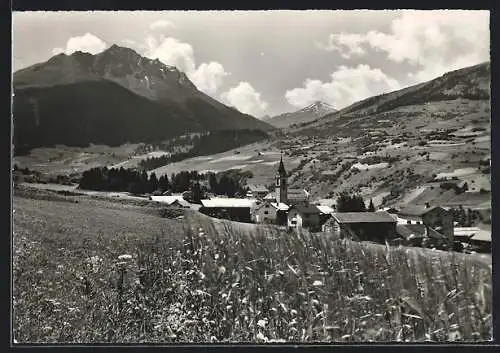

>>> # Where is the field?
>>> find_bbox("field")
[13,188,492,343]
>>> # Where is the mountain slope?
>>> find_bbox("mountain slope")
[266,101,337,128]
[13,45,273,154]
[293,62,490,135]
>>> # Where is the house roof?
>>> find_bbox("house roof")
[150,195,191,208]
[332,211,396,224]
[246,184,269,193]
[290,204,320,215]
[288,189,309,202]
[200,198,257,208]
[271,202,290,211]
[264,192,276,200]
[396,224,426,239]
[317,205,334,214]
[398,205,441,217]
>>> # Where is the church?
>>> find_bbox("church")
[251,155,315,226]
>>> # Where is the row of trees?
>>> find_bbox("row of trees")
[78,166,248,200]
[336,192,375,212]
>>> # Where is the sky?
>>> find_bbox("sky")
[12,10,490,117]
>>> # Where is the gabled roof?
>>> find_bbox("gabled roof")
[200,198,257,208]
[271,202,290,211]
[290,204,320,215]
[396,224,426,239]
[264,192,276,200]
[317,205,334,214]
[151,195,191,208]
[246,184,269,193]
[332,211,396,224]
[398,205,441,217]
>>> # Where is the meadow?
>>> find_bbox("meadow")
[13,191,492,343]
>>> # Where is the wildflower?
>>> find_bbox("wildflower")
[256,332,268,342]
[257,319,267,328]
[118,254,133,261]
[218,266,226,275]
[312,280,323,287]
[291,309,298,316]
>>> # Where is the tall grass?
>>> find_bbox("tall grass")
[13,212,492,343]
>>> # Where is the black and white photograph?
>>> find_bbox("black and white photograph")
[12,9,492,344]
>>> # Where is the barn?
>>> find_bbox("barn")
[325,211,397,243]
[200,198,257,222]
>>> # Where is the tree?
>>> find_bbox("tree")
[368,199,375,212]
[336,192,367,212]
[191,182,203,204]
[149,172,159,192]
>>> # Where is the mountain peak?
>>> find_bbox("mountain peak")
[300,101,337,115]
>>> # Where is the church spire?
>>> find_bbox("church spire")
[278,152,287,176]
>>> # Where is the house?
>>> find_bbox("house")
[150,195,191,208]
[200,198,257,222]
[252,200,289,225]
[245,184,269,199]
[397,205,454,244]
[287,189,310,206]
[287,205,321,231]
[325,211,397,243]
[454,227,491,253]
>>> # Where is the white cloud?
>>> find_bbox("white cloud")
[150,19,176,31]
[221,82,269,117]
[59,33,107,55]
[52,47,64,55]
[121,39,136,47]
[285,64,400,110]
[189,62,230,95]
[144,35,196,73]
[315,33,366,58]
[317,10,489,82]
[143,34,230,96]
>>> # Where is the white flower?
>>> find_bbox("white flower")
[118,254,133,260]
[218,266,226,275]
[312,280,323,287]
[256,332,267,341]
[257,319,267,328]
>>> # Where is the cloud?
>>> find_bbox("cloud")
[221,82,269,117]
[121,39,136,47]
[315,33,366,58]
[144,35,196,73]
[317,10,489,82]
[54,33,107,55]
[52,47,64,55]
[285,64,400,110]
[189,62,230,95]
[150,19,176,31]
[143,34,230,96]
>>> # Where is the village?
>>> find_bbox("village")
[149,155,491,254]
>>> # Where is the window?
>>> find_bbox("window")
[264,211,269,215]
[407,220,411,224]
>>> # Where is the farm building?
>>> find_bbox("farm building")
[251,200,289,225]
[199,198,257,222]
[245,184,269,199]
[397,205,454,244]
[150,195,192,208]
[287,205,321,231]
[324,211,397,243]
[454,227,491,253]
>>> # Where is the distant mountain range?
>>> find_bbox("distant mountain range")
[13,44,273,154]
[293,62,490,135]
[265,101,337,128]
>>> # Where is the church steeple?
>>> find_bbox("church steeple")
[278,153,287,176]
[275,152,288,204]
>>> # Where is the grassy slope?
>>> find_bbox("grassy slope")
[13,190,492,343]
